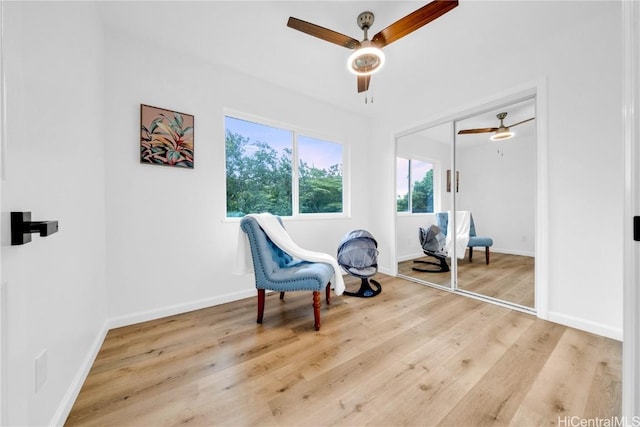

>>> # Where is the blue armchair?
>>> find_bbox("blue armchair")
[436,212,494,264]
[240,216,333,331]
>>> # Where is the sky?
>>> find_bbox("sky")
[225,116,341,170]
[396,157,433,197]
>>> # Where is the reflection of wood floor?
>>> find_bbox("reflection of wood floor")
[398,252,535,308]
[66,275,621,426]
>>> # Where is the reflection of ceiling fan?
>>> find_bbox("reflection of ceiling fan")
[458,112,535,141]
[287,0,459,93]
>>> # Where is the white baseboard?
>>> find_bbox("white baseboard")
[108,289,257,330]
[492,248,535,257]
[547,311,623,341]
[377,266,393,276]
[49,285,622,427]
[397,248,533,263]
[50,320,109,427]
[397,252,425,262]
[52,289,258,425]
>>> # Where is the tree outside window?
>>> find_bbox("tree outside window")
[397,157,434,213]
[225,116,343,217]
[298,136,343,214]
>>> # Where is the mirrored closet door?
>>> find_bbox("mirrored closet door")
[453,98,536,309]
[395,121,454,290]
[395,97,537,312]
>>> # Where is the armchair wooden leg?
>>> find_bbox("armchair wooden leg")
[485,247,490,265]
[312,291,321,331]
[325,282,331,305]
[280,292,285,300]
[469,247,474,262]
[257,289,265,324]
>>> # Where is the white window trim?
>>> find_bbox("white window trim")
[396,156,441,215]
[223,108,349,220]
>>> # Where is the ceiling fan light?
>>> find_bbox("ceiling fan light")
[347,43,385,76]
[490,129,515,141]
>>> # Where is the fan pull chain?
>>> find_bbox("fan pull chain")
[364,90,373,104]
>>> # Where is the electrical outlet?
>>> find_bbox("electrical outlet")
[35,349,47,393]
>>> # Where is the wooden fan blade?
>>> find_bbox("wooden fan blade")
[371,0,459,47]
[457,127,499,135]
[357,75,371,93]
[508,117,535,128]
[287,17,360,49]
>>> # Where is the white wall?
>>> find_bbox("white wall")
[456,134,536,256]
[369,2,623,338]
[102,29,373,324]
[1,2,107,425]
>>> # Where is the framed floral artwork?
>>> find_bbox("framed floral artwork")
[140,104,194,168]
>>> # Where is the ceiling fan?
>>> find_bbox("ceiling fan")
[286,0,459,93]
[458,112,535,141]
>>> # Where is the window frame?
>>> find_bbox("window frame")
[396,155,441,216]
[223,109,349,220]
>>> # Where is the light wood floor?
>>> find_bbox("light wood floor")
[66,275,621,426]
[398,252,535,308]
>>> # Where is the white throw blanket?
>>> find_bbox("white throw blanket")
[233,213,345,296]
[445,211,471,259]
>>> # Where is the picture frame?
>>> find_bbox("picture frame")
[140,104,194,168]
[447,169,459,192]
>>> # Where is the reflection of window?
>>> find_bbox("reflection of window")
[397,157,434,213]
[396,158,410,212]
[225,115,343,217]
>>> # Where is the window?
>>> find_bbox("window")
[225,115,343,217]
[397,157,434,213]
[298,136,343,214]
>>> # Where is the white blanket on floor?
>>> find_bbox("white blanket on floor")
[233,213,345,296]
[446,211,471,259]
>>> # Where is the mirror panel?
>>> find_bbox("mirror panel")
[396,121,453,289]
[394,96,537,312]
[453,98,536,309]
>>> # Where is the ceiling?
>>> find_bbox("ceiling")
[455,97,536,147]
[97,1,613,117]
[404,96,535,148]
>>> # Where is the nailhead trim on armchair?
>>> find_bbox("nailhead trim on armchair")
[240,216,333,330]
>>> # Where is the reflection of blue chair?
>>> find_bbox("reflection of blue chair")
[436,212,494,264]
[240,216,333,331]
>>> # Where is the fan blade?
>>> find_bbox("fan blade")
[371,0,459,47]
[287,17,360,49]
[357,75,371,93]
[457,127,499,135]
[508,117,535,128]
